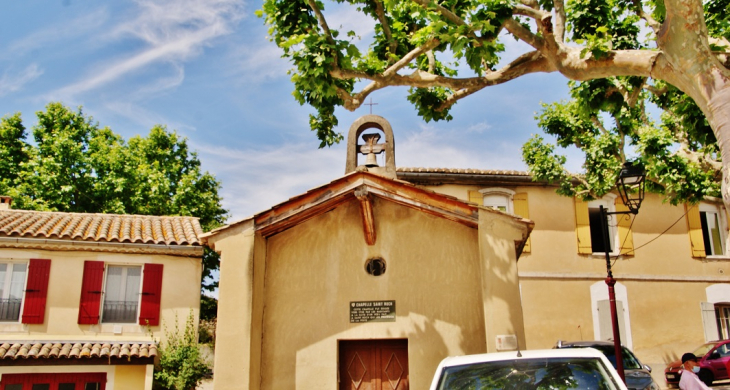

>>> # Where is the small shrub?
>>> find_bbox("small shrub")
[154,312,210,390]
[198,318,216,347]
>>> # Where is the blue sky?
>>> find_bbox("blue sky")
[0,0,578,222]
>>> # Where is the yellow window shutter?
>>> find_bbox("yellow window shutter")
[468,190,483,205]
[513,193,531,253]
[614,197,635,256]
[686,203,706,257]
[575,198,592,254]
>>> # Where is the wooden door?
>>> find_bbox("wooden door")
[339,339,408,390]
[0,373,106,390]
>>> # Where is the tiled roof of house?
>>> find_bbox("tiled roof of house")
[0,209,203,246]
[397,167,530,176]
[0,342,157,360]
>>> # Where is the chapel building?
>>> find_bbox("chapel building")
[203,115,533,390]
[206,115,730,389]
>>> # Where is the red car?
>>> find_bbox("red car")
[665,340,730,386]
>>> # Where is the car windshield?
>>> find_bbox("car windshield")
[584,345,643,370]
[694,343,718,357]
[436,357,622,390]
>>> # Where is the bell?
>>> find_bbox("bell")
[364,152,378,167]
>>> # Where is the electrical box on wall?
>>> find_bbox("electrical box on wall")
[496,334,518,351]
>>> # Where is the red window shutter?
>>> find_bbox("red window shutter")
[21,259,51,324]
[139,263,163,326]
[78,261,105,324]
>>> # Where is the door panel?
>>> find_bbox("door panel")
[339,339,408,390]
[0,373,105,390]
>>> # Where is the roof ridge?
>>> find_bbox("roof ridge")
[0,209,201,220]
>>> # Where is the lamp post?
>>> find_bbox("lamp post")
[600,161,646,384]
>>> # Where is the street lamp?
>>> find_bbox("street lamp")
[599,161,646,384]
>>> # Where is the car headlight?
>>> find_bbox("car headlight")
[644,381,660,390]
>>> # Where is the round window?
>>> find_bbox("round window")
[365,258,386,276]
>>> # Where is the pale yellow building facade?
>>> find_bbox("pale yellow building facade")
[399,165,730,386]
[0,200,204,390]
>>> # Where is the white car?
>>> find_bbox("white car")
[430,348,629,390]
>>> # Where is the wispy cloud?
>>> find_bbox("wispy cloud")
[227,40,292,81]
[50,0,246,99]
[193,141,345,221]
[3,8,109,60]
[0,64,44,97]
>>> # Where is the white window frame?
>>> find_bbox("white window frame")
[704,284,730,341]
[588,194,619,256]
[479,187,515,213]
[699,202,728,257]
[0,260,28,323]
[101,264,142,324]
[590,281,633,349]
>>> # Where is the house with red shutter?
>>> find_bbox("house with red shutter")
[0,196,204,390]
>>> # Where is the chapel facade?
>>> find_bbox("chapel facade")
[203,115,533,390]
[207,114,730,389]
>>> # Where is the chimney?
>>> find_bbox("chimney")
[0,196,12,210]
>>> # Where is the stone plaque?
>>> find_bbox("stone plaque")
[349,300,396,323]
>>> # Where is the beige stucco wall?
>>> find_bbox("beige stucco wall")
[260,199,485,390]
[0,247,201,340]
[211,194,529,390]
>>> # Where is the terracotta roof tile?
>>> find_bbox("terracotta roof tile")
[0,209,203,246]
[397,167,530,176]
[0,341,157,360]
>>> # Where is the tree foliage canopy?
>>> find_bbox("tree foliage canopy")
[0,102,227,292]
[522,77,721,204]
[259,0,730,203]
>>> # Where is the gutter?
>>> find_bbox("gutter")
[0,237,202,255]
[396,172,546,186]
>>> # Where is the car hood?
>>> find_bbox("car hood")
[666,360,682,370]
[625,368,654,389]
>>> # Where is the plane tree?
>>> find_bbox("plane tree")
[258,0,730,202]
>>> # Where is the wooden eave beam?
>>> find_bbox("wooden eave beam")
[355,187,377,245]
[366,186,479,228]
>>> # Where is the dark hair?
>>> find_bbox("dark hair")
[681,353,698,363]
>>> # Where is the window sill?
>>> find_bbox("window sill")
[99,323,147,335]
[589,253,630,258]
[703,256,730,261]
[0,322,26,333]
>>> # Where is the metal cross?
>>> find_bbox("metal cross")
[364,98,378,114]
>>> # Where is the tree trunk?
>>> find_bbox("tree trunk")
[657,0,730,209]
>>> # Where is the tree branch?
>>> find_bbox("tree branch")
[307,0,335,44]
[372,0,398,59]
[411,0,465,28]
[646,84,668,97]
[383,39,441,77]
[513,4,550,20]
[503,18,545,51]
[331,50,553,111]
[630,0,661,32]
[553,0,566,42]
[591,116,609,135]
[411,0,492,44]
[306,0,337,67]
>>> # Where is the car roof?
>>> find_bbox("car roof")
[437,348,609,368]
[559,341,618,348]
